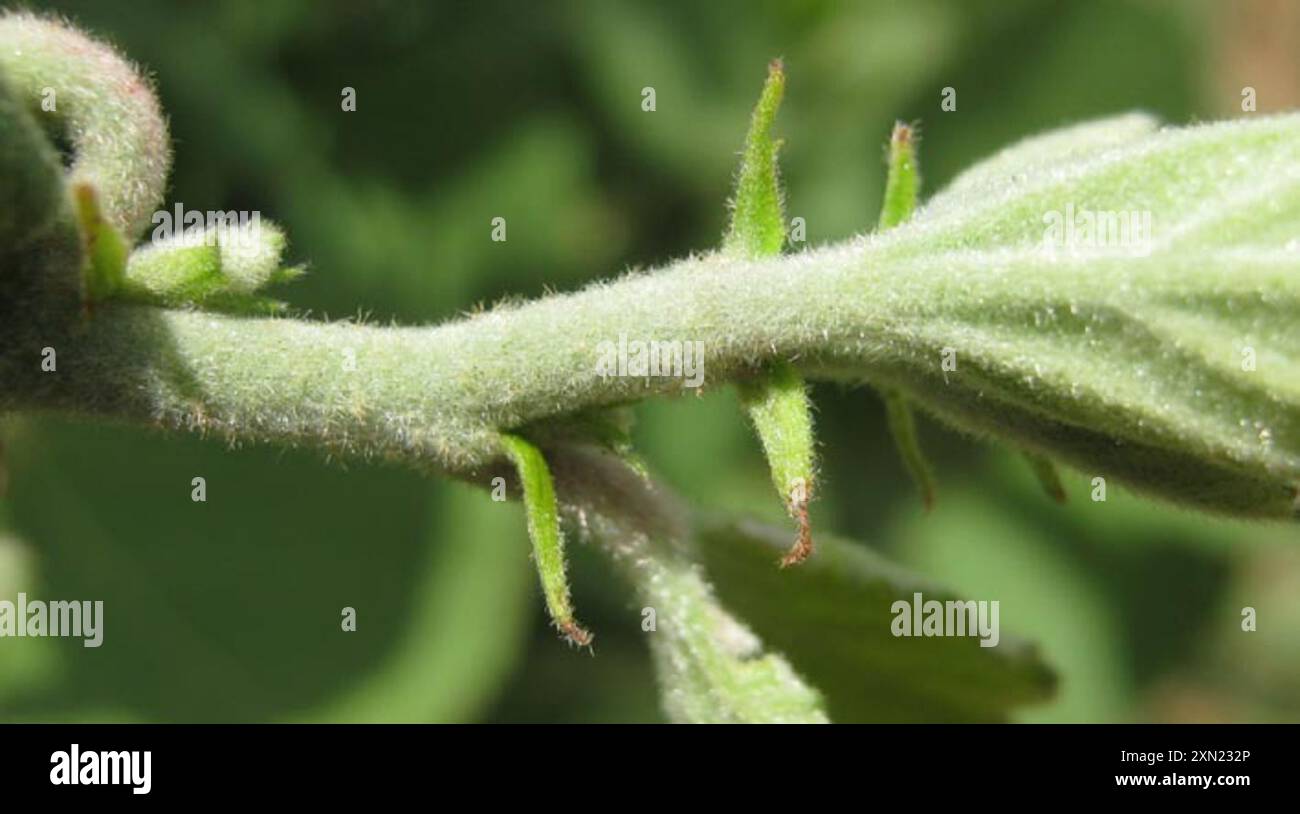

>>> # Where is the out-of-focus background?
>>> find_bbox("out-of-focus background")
[1,0,1298,722]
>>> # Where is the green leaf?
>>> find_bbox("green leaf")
[865,112,1300,519]
[499,433,591,645]
[895,470,1133,723]
[698,516,1057,722]
[213,220,290,293]
[922,113,1159,221]
[118,221,297,313]
[121,240,225,303]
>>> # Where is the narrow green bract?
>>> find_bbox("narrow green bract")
[878,122,920,232]
[499,433,591,646]
[722,59,786,258]
[737,363,816,564]
[875,122,939,509]
[73,183,128,304]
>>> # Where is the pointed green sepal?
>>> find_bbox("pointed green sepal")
[723,59,787,259]
[499,433,592,646]
[878,121,920,229]
[738,361,816,565]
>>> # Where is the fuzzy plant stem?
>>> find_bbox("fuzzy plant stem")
[7,214,1295,520]
[0,12,169,241]
[8,255,968,475]
[546,445,827,722]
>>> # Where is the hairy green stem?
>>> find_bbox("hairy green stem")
[546,446,826,722]
[0,12,169,240]
[6,219,1299,521]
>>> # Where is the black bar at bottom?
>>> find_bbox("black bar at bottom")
[0,723,1284,799]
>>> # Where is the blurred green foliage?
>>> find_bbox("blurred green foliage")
[1,0,1296,722]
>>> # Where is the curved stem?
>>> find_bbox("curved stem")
[4,243,904,473]
[545,445,827,723]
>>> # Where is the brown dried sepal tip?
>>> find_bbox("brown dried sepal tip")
[891,121,914,145]
[560,620,594,649]
[1044,480,1068,505]
[920,484,936,513]
[780,478,814,568]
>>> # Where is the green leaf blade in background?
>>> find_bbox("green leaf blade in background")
[0,418,531,722]
[698,516,1057,722]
